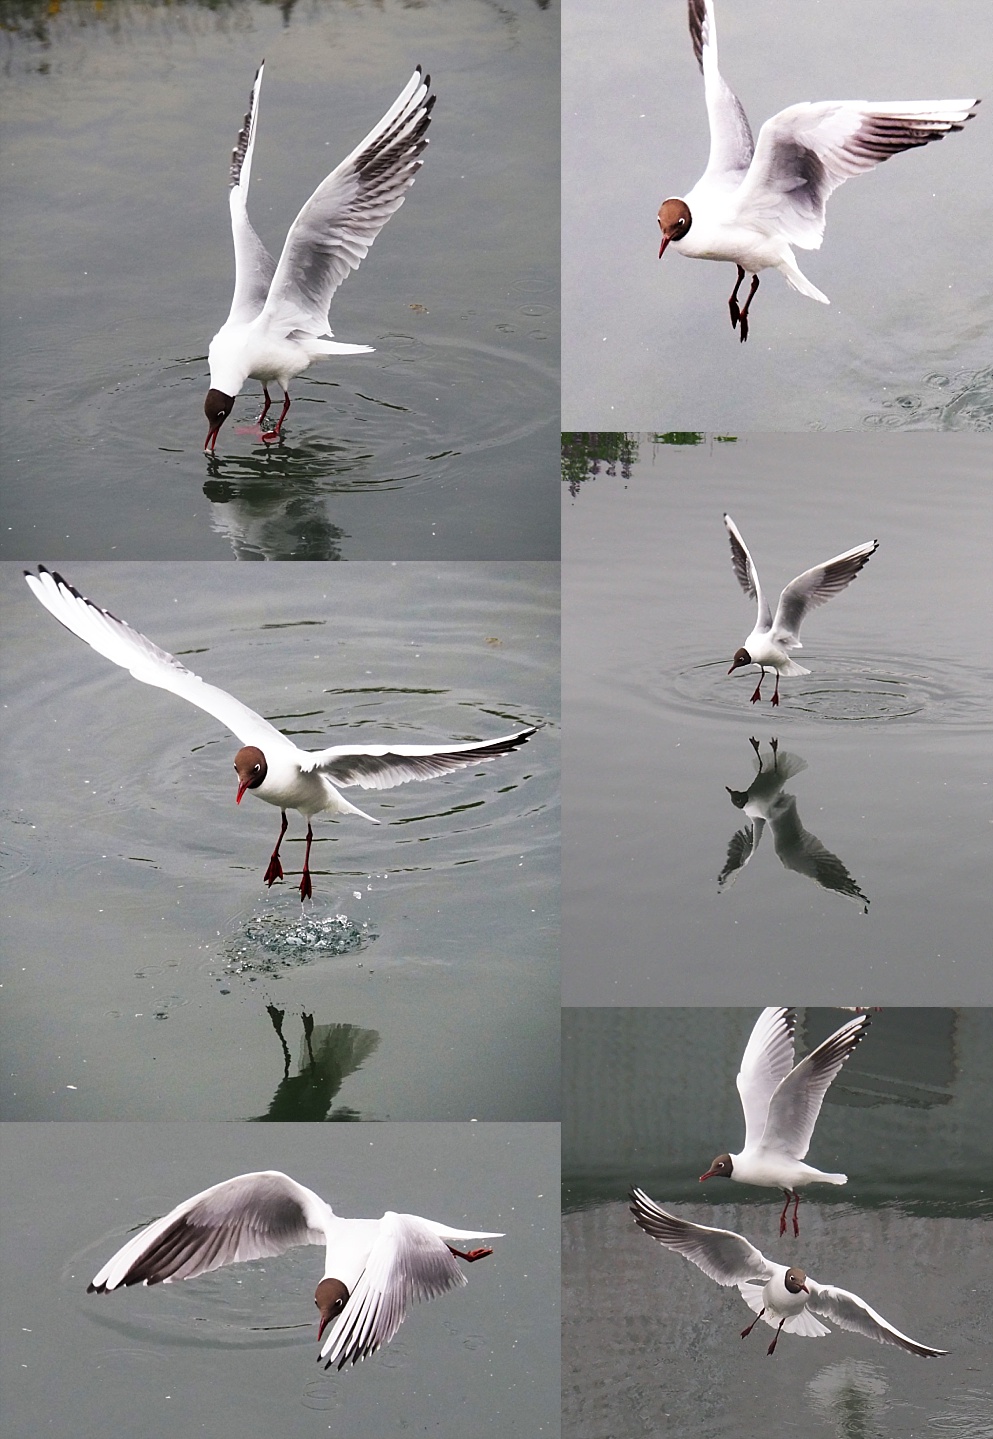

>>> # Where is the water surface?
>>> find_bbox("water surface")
[0,0,559,559]
[562,0,992,430]
[562,433,992,1004]
[0,561,560,1119]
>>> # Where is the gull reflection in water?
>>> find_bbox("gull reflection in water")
[718,737,869,912]
[252,1004,380,1122]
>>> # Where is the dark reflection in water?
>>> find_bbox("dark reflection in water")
[251,1005,379,1122]
[719,737,870,912]
[561,430,739,496]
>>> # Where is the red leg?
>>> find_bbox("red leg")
[728,264,746,331]
[778,1191,791,1237]
[447,1245,495,1263]
[749,668,765,704]
[298,822,314,901]
[262,390,291,443]
[771,673,781,707]
[263,811,289,887]
[738,274,760,343]
[740,1307,765,1339]
[257,386,273,425]
[790,1191,800,1237]
[767,1318,786,1355]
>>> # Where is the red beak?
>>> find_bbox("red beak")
[235,779,250,805]
[659,234,671,259]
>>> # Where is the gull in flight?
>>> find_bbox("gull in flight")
[204,64,434,451]
[724,513,878,705]
[657,0,979,340]
[89,1170,501,1370]
[700,1006,869,1236]
[630,1189,947,1357]
[25,566,537,900]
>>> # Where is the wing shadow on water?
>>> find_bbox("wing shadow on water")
[250,1004,380,1122]
[718,736,870,913]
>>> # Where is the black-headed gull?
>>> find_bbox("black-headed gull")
[719,737,869,912]
[88,1170,501,1370]
[658,0,979,341]
[700,1007,869,1236]
[24,566,537,900]
[724,514,878,706]
[204,64,435,452]
[629,1190,947,1357]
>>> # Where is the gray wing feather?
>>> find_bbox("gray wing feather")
[724,514,772,632]
[688,0,754,182]
[807,1280,948,1356]
[736,1007,796,1151]
[629,1189,771,1286]
[88,1172,328,1291]
[226,61,278,324]
[301,728,538,787]
[772,540,878,645]
[261,68,434,337]
[761,1013,869,1160]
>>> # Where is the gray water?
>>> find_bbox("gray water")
[562,1007,993,1439]
[0,561,560,1120]
[562,433,993,1005]
[0,0,559,560]
[0,1121,561,1439]
[563,0,992,430]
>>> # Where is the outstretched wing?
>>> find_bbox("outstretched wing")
[760,1012,869,1161]
[299,728,538,787]
[261,68,434,337]
[771,539,878,646]
[25,566,293,753]
[225,61,279,325]
[808,1280,948,1356]
[724,514,772,632]
[688,0,754,185]
[736,1007,797,1151]
[630,1188,772,1287]
[737,100,977,250]
[88,1171,329,1291]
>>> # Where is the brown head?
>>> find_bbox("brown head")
[728,647,752,675]
[658,198,692,257]
[315,1277,350,1341]
[700,1153,733,1181]
[784,1267,809,1295]
[204,388,235,454]
[234,745,267,803]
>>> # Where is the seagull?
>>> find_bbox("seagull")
[204,63,435,452]
[629,1189,947,1357]
[700,1006,869,1236]
[658,0,979,341]
[24,566,537,900]
[719,737,870,912]
[88,1170,501,1370]
[724,514,878,706]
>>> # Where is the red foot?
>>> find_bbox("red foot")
[299,870,313,902]
[263,855,284,887]
[749,685,763,704]
[448,1245,494,1263]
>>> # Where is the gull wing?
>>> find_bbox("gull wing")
[630,1189,772,1286]
[88,1171,329,1291]
[768,796,870,910]
[807,1279,948,1356]
[736,1007,797,1152]
[225,61,279,324]
[760,1013,869,1161]
[260,68,434,338]
[688,0,754,185]
[25,566,293,754]
[319,1212,491,1369]
[737,100,978,250]
[299,727,538,787]
[771,539,878,647]
[724,514,772,633]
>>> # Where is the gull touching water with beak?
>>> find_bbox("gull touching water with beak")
[724,514,878,706]
[658,0,978,341]
[89,1170,501,1370]
[24,567,537,900]
[204,63,434,452]
[699,1007,870,1236]
[629,1190,947,1358]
